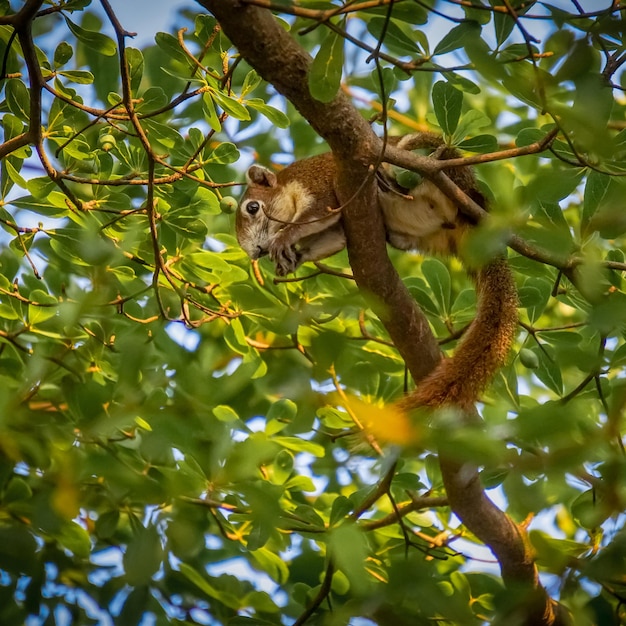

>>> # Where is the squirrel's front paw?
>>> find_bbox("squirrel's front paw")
[269,239,300,276]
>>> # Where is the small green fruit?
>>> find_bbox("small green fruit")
[395,169,423,190]
[219,196,238,214]
[519,348,539,369]
[99,133,116,152]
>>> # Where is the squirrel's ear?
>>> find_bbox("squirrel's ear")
[247,165,277,188]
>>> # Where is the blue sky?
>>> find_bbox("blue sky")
[104,0,195,46]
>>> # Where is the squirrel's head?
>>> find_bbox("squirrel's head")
[237,162,319,260]
[236,164,282,260]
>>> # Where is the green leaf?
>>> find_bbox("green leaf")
[450,288,476,324]
[154,31,188,65]
[2,112,26,145]
[342,361,380,397]
[192,186,221,215]
[330,495,352,526]
[58,69,94,84]
[421,258,451,313]
[202,92,222,131]
[207,142,240,164]
[10,192,71,218]
[95,511,119,539]
[494,10,515,47]
[457,134,498,153]
[432,80,463,136]
[555,39,598,83]
[247,99,290,128]
[123,525,163,586]
[309,30,344,103]
[407,284,439,316]
[213,404,239,423]
[242,69,262,96]
[194,13,218,42]
[0,527,38,575]
[367,3,427,25]
[224,317,250,354]
[179,562,241,608]
[272,436,325,458]
[583,171,612,235]
[28,289,58,325]
[5,79,29,121]
[367,17,421,56]
[3,477,32,504]
[480,467,510,489]
[530,530,588,572]
[119,587,150,626]
[51,135,92,160]
[329,524,370,594]
[272,449,293,484]
[589,291,626,335]
[181,250,241,283]
[250,547,290,584]
[522,277,552,323]
[266,398,297,424]
[211,90,251,121]
[533,345,564,396]
[64,16,117,56]
[453,109,492,143]
[242,591,279,614]
[4,160,27,190]
[433,21,481,56]
[571,490,611,529]
[56,522,91,559]
[166,215,207,240]
[442,71,481,95]
[126,47,144,92]
[285,475,317,493]
[143,119,183,150]
[54,41,73,68]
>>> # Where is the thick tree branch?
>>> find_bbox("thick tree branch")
[199,2,563,624]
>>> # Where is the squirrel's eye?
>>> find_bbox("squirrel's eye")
[246,200,261,216]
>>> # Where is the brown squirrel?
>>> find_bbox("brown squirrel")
[237,133,518,412]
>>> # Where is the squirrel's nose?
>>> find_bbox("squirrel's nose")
[254,245,268,259]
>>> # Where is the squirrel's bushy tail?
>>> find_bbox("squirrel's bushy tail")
[400,257,518,412]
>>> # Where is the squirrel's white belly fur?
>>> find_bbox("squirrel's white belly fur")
[379,180,462,256]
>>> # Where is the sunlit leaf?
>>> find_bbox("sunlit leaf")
[247,99,290,128]
[58,69,94,84]
[309,30,344,103]
[329,392,419,446]
[212,90,251,121]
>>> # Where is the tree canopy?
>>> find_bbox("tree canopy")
[1,0,626,625]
